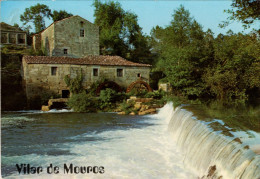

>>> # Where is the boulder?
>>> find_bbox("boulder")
[126,99,135,104]
[118,111,126,115]
[41,105,50,111]
[138,108,156,115]
[134,102,142,110]
[130,96,137,100]
[129,112,135,115]
[135,98,153,103]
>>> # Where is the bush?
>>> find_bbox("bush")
[119,100,135,115]
[67,92,95,112]
[145,90,165,99]
[99,88,117,109]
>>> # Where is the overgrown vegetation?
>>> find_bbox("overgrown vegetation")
[64,71,84,94]
[151,5,260,103]
[67,92,96,112]
[99,88,117,110]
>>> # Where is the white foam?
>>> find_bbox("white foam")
[5,104,197,179]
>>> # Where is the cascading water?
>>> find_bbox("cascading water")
[157,103,260,179]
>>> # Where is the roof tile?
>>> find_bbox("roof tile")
[23,55,151,67]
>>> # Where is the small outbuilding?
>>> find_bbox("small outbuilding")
[0,22,27,46]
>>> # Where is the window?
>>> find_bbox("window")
[18,34,25,44]
[1,33,7,43]
[80,29,84,37]
[64,49,68,54]
[117,69,123,77]
[51,67,57,76]
[80,21,84,27]
[137,73,141,77]
[93,68,98,76]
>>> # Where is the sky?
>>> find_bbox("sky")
[1,0,259,36]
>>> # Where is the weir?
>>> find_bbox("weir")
[158,103,260,179]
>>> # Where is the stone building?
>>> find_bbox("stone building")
[22,55,151,100]
[32,16,99,58]
[0,22,27,46]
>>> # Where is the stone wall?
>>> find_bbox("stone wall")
[22,61,150,99]
[41,24,55,56]
[32,34,41,50]
[53,16,99,57]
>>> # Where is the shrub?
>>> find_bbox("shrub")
[64,72,84,94]
[145,90,165,99]
[119,100,135,114]
[67,92,95,112]
[99,88,117,109]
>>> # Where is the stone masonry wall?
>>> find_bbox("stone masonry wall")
[41,24,55,56]
[53,16,99,57]
[22,62,150,99]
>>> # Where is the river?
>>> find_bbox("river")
[1,103,260,178]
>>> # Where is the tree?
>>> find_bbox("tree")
[203,32,260,101]
[223,0,260,28]
[151,5,208,97]
[52,10,73,22]
[93,0,152,63]
[20,3,52,33]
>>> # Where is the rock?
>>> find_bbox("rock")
[114,108,122,112]
[138,108,156,115]
[135,98,153,103]
[130,96,137,100]
[134,102,142,110]
[41,105,50,111]
[129,112,135,115]
[126,99,135,104]
[48,98,68,106]
[118,111,126,115]
[207,165,216,177]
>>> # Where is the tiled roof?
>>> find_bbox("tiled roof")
[23,55,151,67]
[0,22,25,32]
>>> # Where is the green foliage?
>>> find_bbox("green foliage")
[67,92,95,112]
[119,100,135,115]
[151,5,260,103]
[203,32,260,101]
[93,0,152,63]
[145,90,165,99]
[87,78,106,96]
[222,0,260,28]
[52,10,73,22]
[64,71,84,94]
[152,5,207,97]
[99,88,117,109]
[20,3,52,33]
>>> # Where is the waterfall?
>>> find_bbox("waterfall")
[157,103,260,179]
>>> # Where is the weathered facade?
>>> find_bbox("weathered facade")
[0,22,27,46]
[32,16,99,57]
[22,56,151,100]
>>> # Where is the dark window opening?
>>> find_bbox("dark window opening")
[137,73,141,77]
[64,49,68,54]
[80,29,84,37]
[18,34,25,44]
[80,21,84,27]
[1,33,7,43]
[62,90,70,98]
[117,69,123,77]
[51,67,57,76]
[93,68,98,76]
